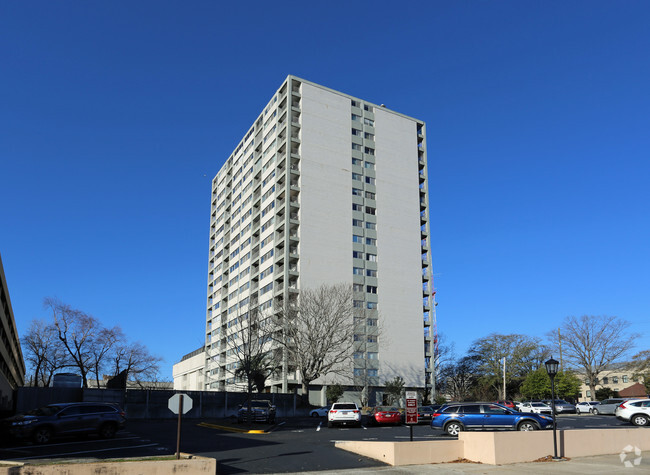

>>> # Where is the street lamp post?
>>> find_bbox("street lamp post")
[545,357,560,460]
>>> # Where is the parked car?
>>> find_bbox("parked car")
[1,402,126,444]
[327,402,361,428]
[615,399,650,426]
[237,400,276,423]
[493,400,516,409]
[309,406,330,417]
[369,406,402,425]
[518,402,553,414]
[576,401,600,414]
[431,402,554,436]
[593,398,628,415]
[541,399,577,414]
[415,405,441,424]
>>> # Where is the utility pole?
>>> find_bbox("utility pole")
[502,357,506,400]
[558,328,563,370]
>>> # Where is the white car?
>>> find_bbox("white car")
[327,402,361,428]
[615,399,650,426]
[309,406,329,417]
[576,401,600,414]
[519,402,552,414]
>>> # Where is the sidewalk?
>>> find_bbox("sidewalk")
[271,452,649,474]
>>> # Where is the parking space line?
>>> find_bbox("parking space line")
[0,436,142,451]
[6,443,160,461]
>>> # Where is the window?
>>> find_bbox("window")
[354,352,364,359]
[365,176,375,185]
[351,100,360,107]
[353,283,363,292]
[365,222,376,230]
[366,269,377,277]
[623,375,629,383]
[352,203,363,211]
[586,390,591,397]
[352,143,362,151]
[261,283,273,295]
[353,300,364,308]
[603,377,609,385]
[367,335,377,343]
[367,318,378,326]
[367,369,378,377]
[366,253,377,261]
[352,173,362,181]
[364,104,373,112]
[364,118,374,126]
[353,368,364,376]
[352,158,362,166]
[260,249,274,264]
[367,352,378,360]
[364,132,374,140]
[353,250,363,259]
[365,191,375,199]
[352,188,363,196]
[613,376,619,384]
[353,219,363,227]
[260,265,273,279]
[365,206,376,215]
[364,161,375,170]
[364,147,375,155]
[352,128,362,136]
[367,302,378,310]
[365,237,376,245]
[353,267,364,275]
[354,334,362,342]
[352,234,363,243]
[366,286,377,294]
[351,113,362,121]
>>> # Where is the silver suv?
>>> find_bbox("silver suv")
[2,402,126,444]
[615,399,650,426]
[327,402,361,428]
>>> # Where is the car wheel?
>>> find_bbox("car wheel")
[444,421,462,436]
[592,408,599,415]
[99,422,117,439]
[311,412,319,418]
[517,421,537,431]
[33,426,52,444]
[631,415,649,426]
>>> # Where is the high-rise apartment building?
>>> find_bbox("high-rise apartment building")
[204,76,435,403]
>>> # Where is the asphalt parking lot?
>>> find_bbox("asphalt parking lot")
[0,413,642,473]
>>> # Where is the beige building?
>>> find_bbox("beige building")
[187,76,436,404]
[173,347,205,391]
[0,252,25,413]
[575,364,647,401]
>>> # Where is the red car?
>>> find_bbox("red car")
[369,406,402,425]
[494,400,516,409]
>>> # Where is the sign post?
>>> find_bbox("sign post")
[168,393,193,459]
[405,391,418,441]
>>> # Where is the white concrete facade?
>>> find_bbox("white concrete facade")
[201,76,435,401]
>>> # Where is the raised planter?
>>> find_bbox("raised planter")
[0,454,216,475]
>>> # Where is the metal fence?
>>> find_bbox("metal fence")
[14,387,309,419]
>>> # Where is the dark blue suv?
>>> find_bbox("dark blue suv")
[431,402,554,436]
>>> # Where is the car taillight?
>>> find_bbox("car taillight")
[618,403,627,409]
[329,410,336,414]
[353,410,359,413]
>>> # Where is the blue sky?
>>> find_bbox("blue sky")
[2,1,649,379]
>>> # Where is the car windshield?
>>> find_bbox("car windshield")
[376,406,398,412]
[250,401,269,407]
[333,403,357,410]
[532,403,547,407]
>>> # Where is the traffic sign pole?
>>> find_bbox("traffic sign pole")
[176,395,183,459]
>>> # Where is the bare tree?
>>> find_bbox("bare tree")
[111,341,162,386]
[45,298,101,387]
[443,355,480,401]
[273,284,357,395]
[550,315,638,398]
[22,319,68,386]
[89,326,124,388]
[225,305,278,404]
